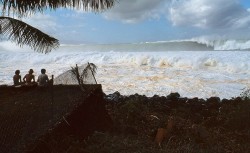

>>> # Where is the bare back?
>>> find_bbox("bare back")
[24,74,35,83]
[13,75,21,85]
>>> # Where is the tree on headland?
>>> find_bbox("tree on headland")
[0,0,114,53]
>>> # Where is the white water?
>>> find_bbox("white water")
[0,41,249,98]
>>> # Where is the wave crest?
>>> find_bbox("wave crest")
[59,39,250,51]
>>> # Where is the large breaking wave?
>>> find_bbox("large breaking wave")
[190,38,250,51]
[0,38,250,52]
[0,38,249,98]
[58,39,250,52]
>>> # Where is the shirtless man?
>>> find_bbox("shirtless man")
[37,69,49,86]
[23,69,36,85]
[13,70,22,86]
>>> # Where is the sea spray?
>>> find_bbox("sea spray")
[0,40,249,98]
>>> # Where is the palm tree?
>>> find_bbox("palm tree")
[71,63,98,92]
[0,0,115,53]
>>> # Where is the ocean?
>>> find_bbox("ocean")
[0,39,249,98]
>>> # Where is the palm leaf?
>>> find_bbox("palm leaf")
[81,62,97,84]
[1,0,115,16]
[71,64,83,85]
[81,62,97,79]
[0,16,59,53]
[0,0,115,53]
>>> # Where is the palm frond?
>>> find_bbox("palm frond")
[71,65,83,85]
[83,62,97,84]
[0,16,59,53]
[1,0,115,16]
[81,63,97,79]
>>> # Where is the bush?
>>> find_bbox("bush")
[240,88,250,100]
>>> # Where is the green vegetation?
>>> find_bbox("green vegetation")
[0,0,114,53]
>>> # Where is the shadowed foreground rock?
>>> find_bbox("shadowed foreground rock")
[25,86,112,153]
[0,85,112,153]
[95,92,250,153]
[1,86,250,153]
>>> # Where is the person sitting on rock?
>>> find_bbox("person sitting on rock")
[23,69,36,85]
[37,69,49,86]
[13,70,22,86]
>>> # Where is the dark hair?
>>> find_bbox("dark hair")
[15,70,20,75]
[29,69,34,74]
[41,69,46,74]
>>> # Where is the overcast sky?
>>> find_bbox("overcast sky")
[22,0,250,44]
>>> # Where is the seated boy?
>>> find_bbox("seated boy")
[23,69,36,85]
[37,69,49,86]
[13,70,22,86]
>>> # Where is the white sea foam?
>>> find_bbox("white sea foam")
[190,37,250,50]
[0,41,250,98]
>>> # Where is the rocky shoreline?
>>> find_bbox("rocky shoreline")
[96,91,250,153]
[0,85,250,153]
